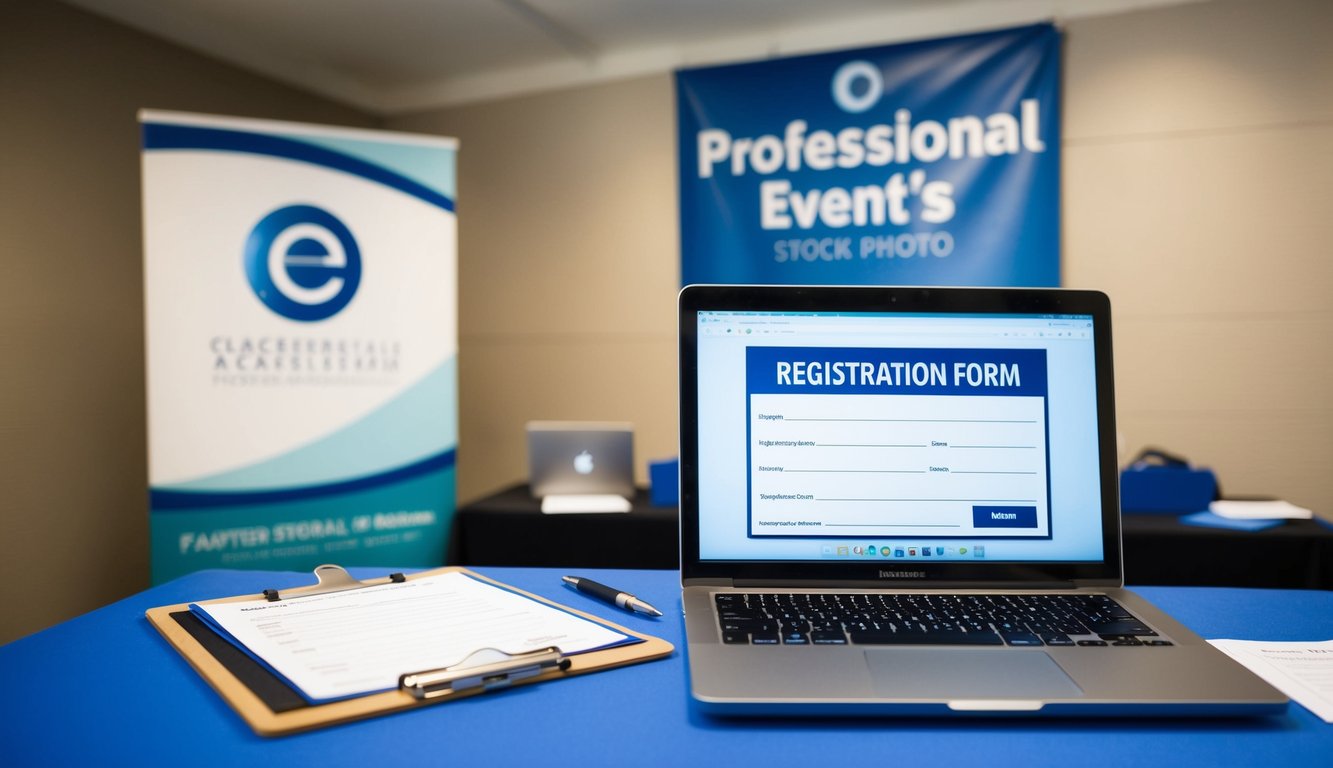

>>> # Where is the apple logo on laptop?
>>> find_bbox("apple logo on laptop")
[573,450,595,475]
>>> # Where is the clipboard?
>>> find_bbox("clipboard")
[145,565,674,736]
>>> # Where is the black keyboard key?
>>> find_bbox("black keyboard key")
[810,630,848,645]
[721,619,775,633]
[850,630,1004,646]
[1001,632,1043,647]
[782,632,809,645]
[722,631,749,644]
[1077,640,1108,647]
[718,606,763,617]
[750,633,780,645]
[1088,620,1156,636]
[1041,633,1075,646]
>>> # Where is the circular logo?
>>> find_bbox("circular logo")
[244,205,361,322]
[831,60,882,114]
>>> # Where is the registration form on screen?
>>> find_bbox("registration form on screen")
[747,345,1050,539]
[694,311,1105,563]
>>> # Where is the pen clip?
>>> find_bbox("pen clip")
[399,646,570,700]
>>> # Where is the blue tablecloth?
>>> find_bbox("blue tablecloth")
[2,567,1330,767]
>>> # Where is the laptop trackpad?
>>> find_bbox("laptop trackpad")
[865,649,1083,700]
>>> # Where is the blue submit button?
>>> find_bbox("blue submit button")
[973,505,1038,528]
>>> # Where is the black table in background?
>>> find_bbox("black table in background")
[452,483,1333,589]
[453,483,678,569]
[1120,513,1333,589]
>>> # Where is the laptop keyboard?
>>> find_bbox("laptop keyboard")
[715,592,1173,647]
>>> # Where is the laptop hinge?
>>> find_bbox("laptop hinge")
[681,578,734,588]
[686,578,1123,591]
[1072,578,1123,590]
[726,579,1082,590]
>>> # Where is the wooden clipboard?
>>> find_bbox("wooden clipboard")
[145,565,674,737]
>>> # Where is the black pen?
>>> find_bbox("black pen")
[562,576,663,617]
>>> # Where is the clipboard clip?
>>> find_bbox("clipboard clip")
[262,564,406,602]
[399,646,571,700]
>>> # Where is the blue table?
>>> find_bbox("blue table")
[2,568,1330,767]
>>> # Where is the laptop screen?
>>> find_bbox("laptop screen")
[679,286,1122,585]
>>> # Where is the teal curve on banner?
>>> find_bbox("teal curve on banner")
[154,358,456,498]
[283,133,457,203]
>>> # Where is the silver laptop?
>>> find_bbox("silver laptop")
[527,421,635,499]
[678,285,1286,716]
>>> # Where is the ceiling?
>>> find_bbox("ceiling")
[61,0,1202,115]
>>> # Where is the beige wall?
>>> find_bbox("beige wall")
[389,77,681,504]
[0,1,378,645]
[1061,0,1332,507]
[393,0,1332,512]
[2,0,1329,645]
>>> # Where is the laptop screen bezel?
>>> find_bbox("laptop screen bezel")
[678,285,1123,586]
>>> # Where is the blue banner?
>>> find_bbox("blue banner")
[677,24,1060,286]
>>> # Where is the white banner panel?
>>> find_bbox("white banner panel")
[141,111,457,583]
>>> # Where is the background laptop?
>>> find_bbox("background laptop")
[678,285,1286,716]
[527,421,635,510]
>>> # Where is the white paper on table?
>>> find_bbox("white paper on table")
[1209,500,1313,520]
[192,571,632,702]
[541,494,632,513]
[1208,639,1333,722]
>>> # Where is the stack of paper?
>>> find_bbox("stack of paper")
[1209,500,1313,521]
[1180,500,1316,531]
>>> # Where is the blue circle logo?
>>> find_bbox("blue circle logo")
[244,205,361,322]
[831,60,882,114]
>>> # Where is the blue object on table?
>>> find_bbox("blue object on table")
[1121,461,1217,513]
[1180,510,1284,532]
[648,457,679,507]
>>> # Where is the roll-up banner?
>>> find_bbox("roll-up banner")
[141,111,457,583]
[677,24,1060,287]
